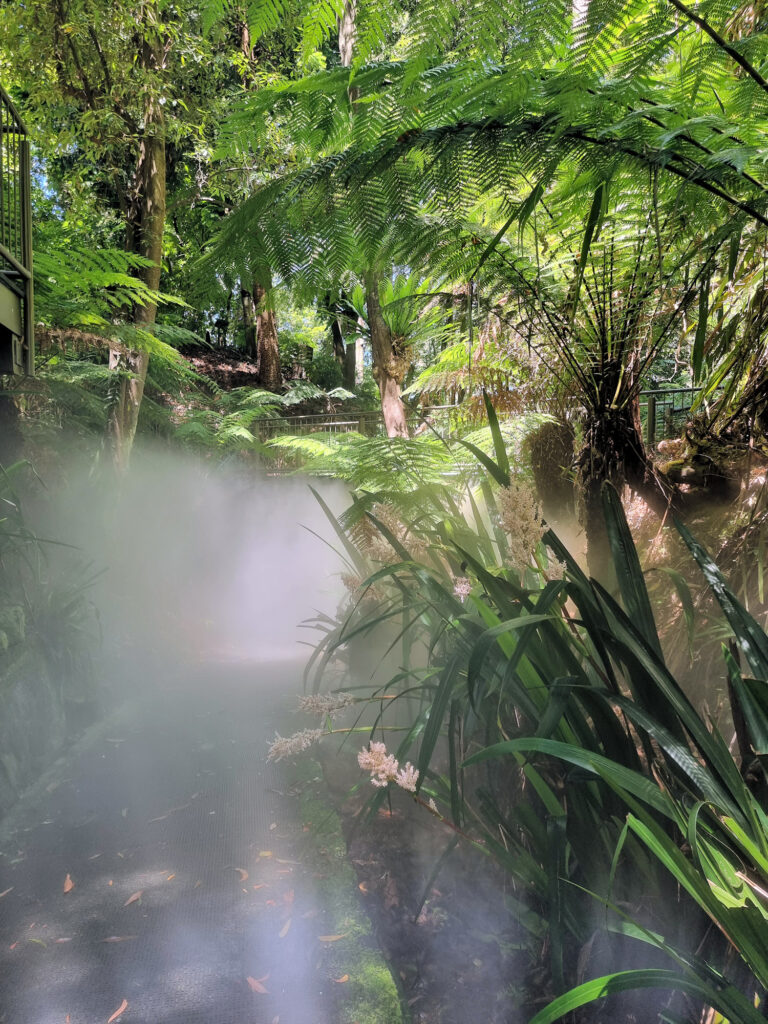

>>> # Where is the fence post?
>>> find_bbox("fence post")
[646,395,656,448]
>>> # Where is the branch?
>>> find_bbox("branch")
[665,0,768,95]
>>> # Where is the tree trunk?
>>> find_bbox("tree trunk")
[241,286,257,359]
[366,274,408,438]
[329,300,346,365]
[577,394,670,580]
[339,0,357,71]
[106,23,166,472]
[253,281,282,392]
[344,338,363,390]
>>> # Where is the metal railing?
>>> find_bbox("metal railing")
[638,387,710,447]
[0,84,33,375]
[256,403,462,444]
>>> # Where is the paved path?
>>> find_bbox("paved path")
[0,660,341,1024]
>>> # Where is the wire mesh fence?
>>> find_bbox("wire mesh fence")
[256,391,707,450]
[255,403,463,444]
[638,387,711,447]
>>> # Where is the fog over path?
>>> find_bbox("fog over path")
[0,659,343,1024]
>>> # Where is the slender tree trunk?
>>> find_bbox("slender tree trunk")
[366,274,408,438]
[106,22,166,472]
[344,337,363,390]
[253,281,282,392]
[241,286,258,359]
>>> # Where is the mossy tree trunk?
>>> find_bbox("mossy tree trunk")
[106,18,166,472]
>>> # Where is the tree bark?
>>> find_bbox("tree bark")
[366,274,408,438]
[241,285,258,359]
[344,338,363,390]
[106,21,166,472]
[253,281,282,392]
[577,393,671,581]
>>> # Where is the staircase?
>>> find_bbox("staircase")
[0,86,33,376]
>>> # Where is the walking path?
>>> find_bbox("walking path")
[0,660,349,1024]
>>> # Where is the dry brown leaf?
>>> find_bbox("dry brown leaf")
[258,851,272,858]
[63,874,75,894]
[166,874,175,881]
[283,889,294,905]
[9,942,17,950]
[358,883,368,893]
[106,998,128,1023]
[333,975,350,984]
[234,868,249,882]
[318,934,348,942]
[252,883,266,890]
[102,936,137,943]
[0,886,13,899]
[246,974,269,994]
[66,1015,71,1023]
[278,919,291,939]
[54,937,73,944]
[123,891,143,907]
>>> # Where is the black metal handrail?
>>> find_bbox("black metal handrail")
[0,84,33,374]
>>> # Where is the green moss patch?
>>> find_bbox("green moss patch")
[293,757,407,1024]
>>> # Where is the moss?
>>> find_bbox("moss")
[292,757,407,1024]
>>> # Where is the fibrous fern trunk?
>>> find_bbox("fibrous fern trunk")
[366,274,409,438]
[252,281,282,392]
[577,394,668,579]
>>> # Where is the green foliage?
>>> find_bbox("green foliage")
[306,406,768,1019]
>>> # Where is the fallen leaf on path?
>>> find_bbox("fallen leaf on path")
[283,889,294,905]
[358,882,368,893]
[0,886,13,899]
[194,880,202,888]
[54,937,73,943]
[258,851,272,858]
[106,998,128,1023]
[278,919,291,939]
[234,868,249,882]
[63,874,75,893]
[334,975,350,984]
[123,891,143,907]
[318,934,348,942]
[102,936,137,943]
[9,942,17,950]
[276,858,298,865]
[246,974,269,993]
[252,884,266,890]
[66,1015,71,1023]
[272,1017,280,1024]
[166,874,175,881]
[28,938,46,947]
[108,880,113,886]
[269,823,277,831]
[88,854,102,861]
